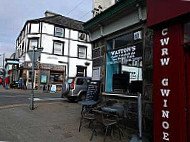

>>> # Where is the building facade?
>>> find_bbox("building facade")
[15,11,92,90]
[84,0,153,140]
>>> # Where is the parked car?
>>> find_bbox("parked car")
[10,81,19,89]
[61,77,91,101]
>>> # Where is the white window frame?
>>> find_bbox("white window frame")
[53,42,64,55]
[55,27,64,37]
[78,45,87,59]
[28,39,38,50]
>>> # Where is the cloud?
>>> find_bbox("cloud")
[0,42,15,58]
[0,0,93,61]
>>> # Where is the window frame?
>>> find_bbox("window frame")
[78,32,87,41]
[53,41,64,56]
[78,45,87,59]
[28,38,39,51]
[54,27,65,38]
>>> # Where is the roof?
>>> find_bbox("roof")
[84,0,143,30]
[29,15,85,32]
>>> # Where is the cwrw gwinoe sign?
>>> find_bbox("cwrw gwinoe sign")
[153,23,187,142]
[159,28,170,141]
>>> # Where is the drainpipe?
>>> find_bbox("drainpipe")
[67,29,71,80]
[136,3,143,21]
[99,24,104,37]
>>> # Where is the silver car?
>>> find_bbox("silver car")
[61,77,91,101]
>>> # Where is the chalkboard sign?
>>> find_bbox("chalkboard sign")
[86,81,100,101]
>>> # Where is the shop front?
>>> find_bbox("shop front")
[84,0,152,140]
[39,63,65,91]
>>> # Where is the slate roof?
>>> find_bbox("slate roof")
[29,15,85,32]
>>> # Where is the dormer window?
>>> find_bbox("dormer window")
[78,32,87,41]
[55,27,64,37]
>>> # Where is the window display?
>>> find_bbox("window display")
[106,30,143,93]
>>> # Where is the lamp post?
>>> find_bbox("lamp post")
[0,53,5,69]
[0,53,5,87]
[30,47,43,110]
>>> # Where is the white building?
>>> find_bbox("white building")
[15,11,92,90]
[93,0,119,16]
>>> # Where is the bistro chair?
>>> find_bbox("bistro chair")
[78,81,101,134]
[91,109,124,142]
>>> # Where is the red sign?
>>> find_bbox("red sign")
[153,22,187,141]
[147,0,190,27]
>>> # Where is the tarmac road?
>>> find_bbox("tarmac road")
[0,86,66,107]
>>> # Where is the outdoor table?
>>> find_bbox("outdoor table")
[101,106,124,113]
[78,100,99,116]
[78,100,98,106]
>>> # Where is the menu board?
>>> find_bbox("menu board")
[86,81,100,101]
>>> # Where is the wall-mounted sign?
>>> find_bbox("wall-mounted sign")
[153,24,187,142]
[7,60,19,64]
[134,31,142,40]
[107,43,142,65]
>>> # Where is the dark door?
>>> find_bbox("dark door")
[76,66,87,77]
[184,45,190,142]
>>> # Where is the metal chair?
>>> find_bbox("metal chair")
[91,109,124,142]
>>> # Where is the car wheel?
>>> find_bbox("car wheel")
[79,93,86,101]
[68,98,76,102]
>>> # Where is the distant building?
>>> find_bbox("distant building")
[92,0,119,17]
[15,11,92,90]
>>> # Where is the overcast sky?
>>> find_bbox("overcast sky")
[0,0,93,66]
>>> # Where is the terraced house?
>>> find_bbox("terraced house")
[15,11,92,90]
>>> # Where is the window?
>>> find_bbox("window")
[28,39,38,50]
[78,32,87,41]
[55,27,64,37]
[78,45,87,59]
[77,66,87,77]
[184,22,190,43]
[53,42,64,55]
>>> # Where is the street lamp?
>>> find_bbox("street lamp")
[30,46,43,110]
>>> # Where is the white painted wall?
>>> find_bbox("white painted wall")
[40,53,68,65]
[69,58,92,77]
[16,20,93,83]
[30,23,39,33]
[42,22,54,35]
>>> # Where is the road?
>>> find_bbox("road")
[0,86,66,107]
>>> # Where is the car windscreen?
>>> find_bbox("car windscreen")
[67,79,73,84]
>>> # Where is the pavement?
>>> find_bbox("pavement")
[0,86,151,142]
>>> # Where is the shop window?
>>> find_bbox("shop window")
[105,34,143,93]
[50,72,63,83]
[53,42,64,55]
[78,45,87,59]
[184,22,190,43]
[28,38,38,50]
[55,27,64,37]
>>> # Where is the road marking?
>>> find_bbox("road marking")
[0,104,28,110]
[28,98,67,102]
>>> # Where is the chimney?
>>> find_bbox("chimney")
[45,11,60,17]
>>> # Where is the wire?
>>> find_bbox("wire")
[66,0,86,16]
[79,10,92,20]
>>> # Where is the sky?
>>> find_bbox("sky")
[0,0,93,66]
